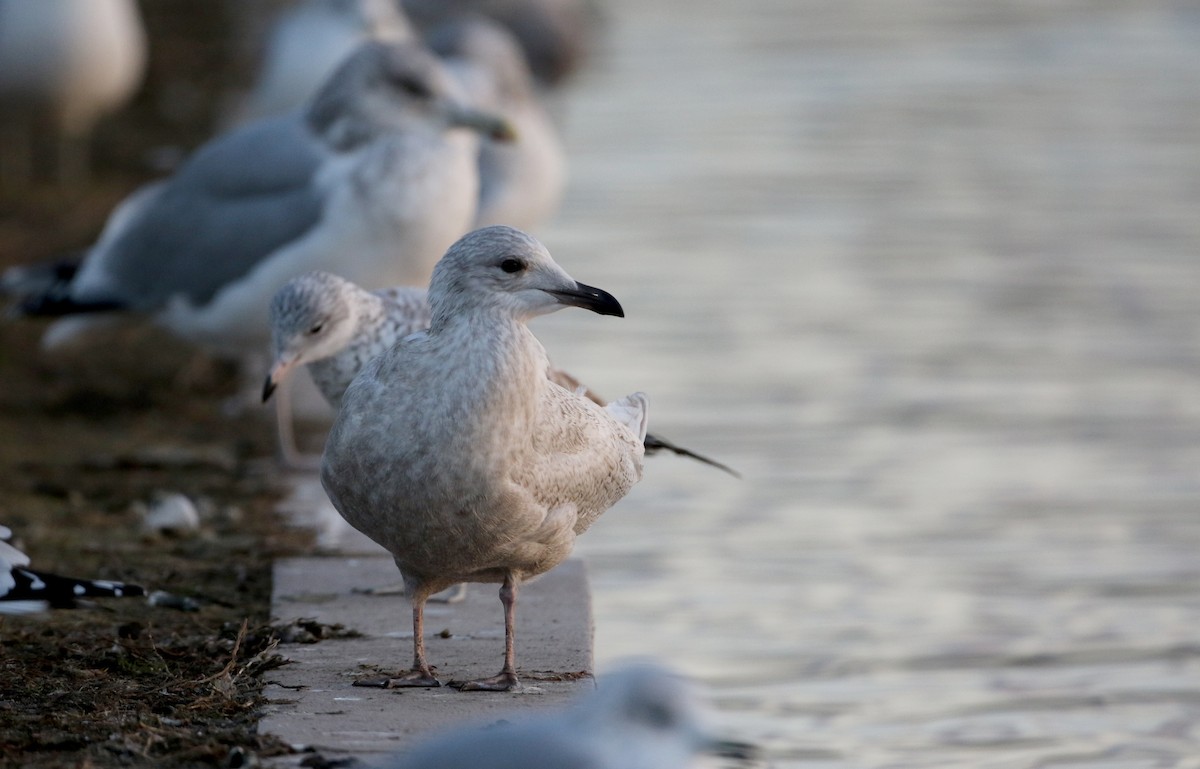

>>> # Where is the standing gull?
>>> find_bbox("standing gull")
[0,0,147,184]
[321,225,646,691]
[382,661,758,769]
[8,40,513,366]
[265,270,739,475]
[426,16,567,230]
[232,0,414,124]
[401,0,602,88]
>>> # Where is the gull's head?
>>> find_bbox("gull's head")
[425,16,537,108]
[430,225,623,325]
[307,40,515,150]
[326,0,413,41]
[573,662,758,769]
[263,272,363,402]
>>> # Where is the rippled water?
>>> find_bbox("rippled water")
[532,1,1200,765]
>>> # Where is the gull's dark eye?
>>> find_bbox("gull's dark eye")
[307,322,324,335]
[637,701,677,730]
[499,257,525,274]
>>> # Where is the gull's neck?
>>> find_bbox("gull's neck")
[305,285,392,407]
[345,286,390,351]
[431,303,549,415]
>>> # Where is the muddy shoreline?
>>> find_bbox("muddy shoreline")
[0,6,326,766]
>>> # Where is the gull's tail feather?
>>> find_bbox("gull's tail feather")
[644,433,741,478]
[2,568,146,613]
[604,392,649,443]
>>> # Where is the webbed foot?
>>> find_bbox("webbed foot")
[448,671,520,692]
[353,669,441,688]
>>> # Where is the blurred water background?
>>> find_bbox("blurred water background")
[534,1,1200,766]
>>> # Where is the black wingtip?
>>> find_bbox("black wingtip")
[4,258,123,316]
[1,257,81,300]
[643,433,741,478]
[3,568,146,609]
[17,293,125,317]
[262,375,277,403]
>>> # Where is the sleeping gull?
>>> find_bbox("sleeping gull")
[0,0,146,184]
[382,661,758,769]
[7,40,513,367]
[264,270,739,475]
[426,16,567,230]
[1,525,145,615]
[320,225,646,690]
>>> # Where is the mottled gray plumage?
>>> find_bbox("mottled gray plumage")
[320,225,646,690]
[266,271,431,408]
[383,662,756,769]
[14,40,512,359]
[266,270,741,476]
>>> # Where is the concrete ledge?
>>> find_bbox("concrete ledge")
[259,556,595,765]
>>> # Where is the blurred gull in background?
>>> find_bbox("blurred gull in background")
[4,41,513,411]
[427,16,567,230]
[382,661,757,769]
[233,0,414,124]
[0,0,147,185]
[401,0,602,89]
[237,4,569,231]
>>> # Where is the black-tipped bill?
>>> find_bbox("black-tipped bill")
[262,375,278,403]
[547,281,624,317]
[263,358,296,403]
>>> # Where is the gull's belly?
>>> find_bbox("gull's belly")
[331,462,569,585]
